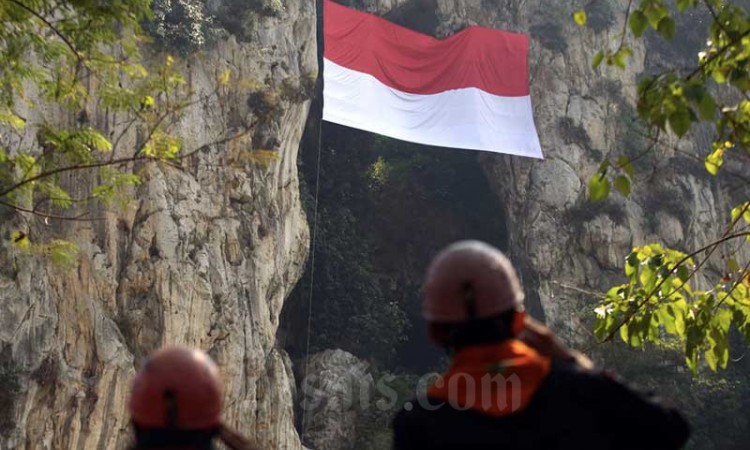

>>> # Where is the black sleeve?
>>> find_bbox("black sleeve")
[584,371,691,450]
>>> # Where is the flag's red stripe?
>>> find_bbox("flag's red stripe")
[323,0,530,97]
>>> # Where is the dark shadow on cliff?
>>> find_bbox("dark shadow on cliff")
[280,0,520,379]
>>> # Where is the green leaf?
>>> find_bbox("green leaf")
[644,3,669,28]
[716,309,732,332]
[38,182,73,208]
[728,258,740,273]
[674,307,687,337]
[47,240,79,268]
[712,66,730,84]
[588,174,610,202]
[640,265,658,292]
[614,175,631,197]
[705,344,718,371]
[676,0,695,12]
[10,230,30,251]
[686,352,698,374]
[0,111,26,130]
[619,322,630,344]
[731,203,750,223]
[677,265,690,282]
[612,46,633,69]
[617,155,635,178]
[629,10,648,37]
[668,109,691,137]
[592,51,604,69]
[15,153,37,173]
[705,147,724,176]
[706,327,729,371]
[573,10,587,27]
[660,304,678,334]
[143,95,155,108]
[657,17,676,40]
[697,93,716,120]
[625,252,639,277]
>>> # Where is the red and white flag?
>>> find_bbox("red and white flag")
[322,0,543,158]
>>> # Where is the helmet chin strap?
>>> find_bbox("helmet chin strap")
[463,282,477,320]
[512,310,526,337]
[164,390,178,429]
[464,280,525,338]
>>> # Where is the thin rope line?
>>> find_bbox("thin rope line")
[300,118,323,444]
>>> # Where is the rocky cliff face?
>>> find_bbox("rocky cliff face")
[344,0,741,342]
[296,2,749,448]
[1,1,745,448]
[0,1,315,449]
[299,350,374,450]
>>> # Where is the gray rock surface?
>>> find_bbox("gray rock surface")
[362,0,745,340]
[0,1,315,448]
[299,349,374,450]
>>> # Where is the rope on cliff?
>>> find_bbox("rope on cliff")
[300,117,323,444]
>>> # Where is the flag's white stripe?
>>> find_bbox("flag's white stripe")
[323,59,543,158]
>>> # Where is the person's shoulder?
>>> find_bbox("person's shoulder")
[542,359,635,400]
[548,359,621,384]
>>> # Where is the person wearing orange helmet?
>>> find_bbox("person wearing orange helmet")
[392,240,690,450]
[128,345,259,450]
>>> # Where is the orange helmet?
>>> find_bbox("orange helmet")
[422,241,524,323]
[129,345,223,430]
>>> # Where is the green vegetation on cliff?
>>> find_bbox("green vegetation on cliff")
[576,0,750,375]
[0,0,199,261]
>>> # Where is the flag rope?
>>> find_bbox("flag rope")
[300,114,323,445]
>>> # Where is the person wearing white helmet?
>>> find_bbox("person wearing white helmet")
[392,240,690,450]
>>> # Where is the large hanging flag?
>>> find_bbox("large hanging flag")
[322,0,543,159]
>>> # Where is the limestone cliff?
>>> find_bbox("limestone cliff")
[0,1,315,449]
[299,350,374,450]
[292,2,749,449]
[337,0,743,346]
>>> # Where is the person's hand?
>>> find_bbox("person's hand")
[519,316,594,369]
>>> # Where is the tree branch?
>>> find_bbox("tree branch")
[9,0,81,62]
[602,231,750,343]
[687,28,750,80]
[0,198,105,222]
[0,155,151,199]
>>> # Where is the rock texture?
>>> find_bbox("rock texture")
[299,350,374,450]
[312,5,750,448]
[347,0,746,341]
[0,1,316,449]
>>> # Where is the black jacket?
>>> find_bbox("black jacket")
[393,361,690,450]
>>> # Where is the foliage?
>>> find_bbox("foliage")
[574,0,750,372]
[289,125,410,364]
[144,0,286,53]
[256,0,285,16]
[287,123,508,369]
[592,339,750,449]
[145,0,219,55]
[594,241,750,372]
[0,0,207,263]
